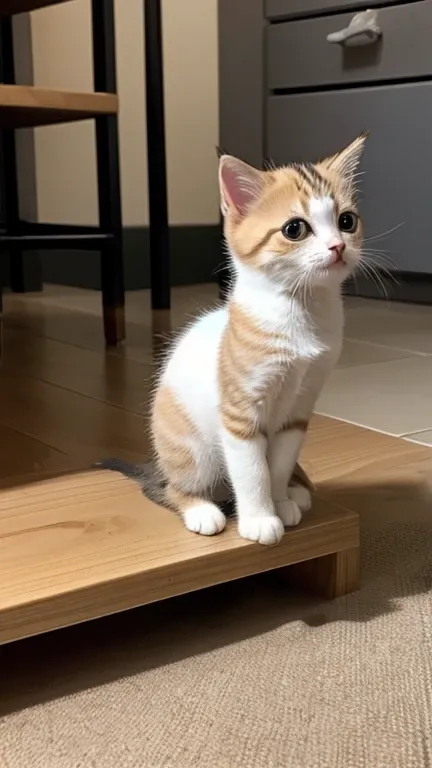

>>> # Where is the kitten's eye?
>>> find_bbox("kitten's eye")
[338,212,358,233]
[282,218,310,241]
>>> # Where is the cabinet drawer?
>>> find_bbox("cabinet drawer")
[267,83,432,273]
[267,0,392,21]
[268,1,432,91]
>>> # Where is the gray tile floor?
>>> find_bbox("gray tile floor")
[318,297,432,442]
[26,285,432,445]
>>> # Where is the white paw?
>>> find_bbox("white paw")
[238,515,284,546]
[274,499,302,527]
[184,503,226,536]
[287,484,312,513]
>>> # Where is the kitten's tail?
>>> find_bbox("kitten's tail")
[95,458,314,506]
[94,458,167,505]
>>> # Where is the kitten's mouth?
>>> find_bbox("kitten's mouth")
[327,254,346,268]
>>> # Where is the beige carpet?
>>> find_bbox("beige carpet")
[2,491,432,768]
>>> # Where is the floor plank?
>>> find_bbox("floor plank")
[304,414,432,485]
[305,415,432,531]
[3,286,218,363]
[1,327,154,414]
[0,424,70,478]
[0,367,149,463]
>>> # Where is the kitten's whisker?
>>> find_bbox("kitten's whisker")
[361,253,398,271]
[361,247,393,259]
[303,271,309,306]
[362,253,399,282]
[359,264,385,297]
[361,245,394,257]
[289,272,305,304]
[363,222,404,243]
[212,262,229,277]
[263,157,277,171]
[362,255,396,269]
[363,260,399,287]
[357,260,390,298]
[350,269,359,296]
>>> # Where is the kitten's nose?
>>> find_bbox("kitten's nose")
[328,241,346,263]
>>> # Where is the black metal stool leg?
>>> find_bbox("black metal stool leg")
[144,0,170,316]
[0,274,3,363]
[0,18,42,293]
[92,0,125,345]
[0,18,27,293]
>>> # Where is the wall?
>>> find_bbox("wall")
[30,0,219,228]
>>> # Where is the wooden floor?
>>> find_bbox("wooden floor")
[0,284,220,474]
[1,285,432,644]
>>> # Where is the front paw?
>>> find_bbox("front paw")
[287,484,312,513]
[184,503,226,536]
[238,515,284,546]
[274,499,302,527]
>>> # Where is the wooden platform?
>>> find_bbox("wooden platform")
[0,468,359,645]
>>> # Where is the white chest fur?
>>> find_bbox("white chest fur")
[233,265,343,360]
[233,265,343,430]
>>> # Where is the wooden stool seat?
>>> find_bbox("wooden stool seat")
[0,84,118,128]
[0,0,70,16]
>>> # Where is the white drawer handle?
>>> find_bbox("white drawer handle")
[327,9,382,45]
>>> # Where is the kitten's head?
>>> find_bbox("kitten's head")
[219,135,366,291]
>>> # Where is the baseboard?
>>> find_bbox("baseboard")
[4,238,432,304]
[1,251,43,292]
[345,270,432,305]
[40,224,223,290]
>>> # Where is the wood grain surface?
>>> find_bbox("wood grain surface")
[0,85,118,128]
[0,469,359,644]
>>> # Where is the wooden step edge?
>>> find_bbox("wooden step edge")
[0,85,118,115]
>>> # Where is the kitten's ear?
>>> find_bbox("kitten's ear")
[219,155,264,218]
[319,133,368,181]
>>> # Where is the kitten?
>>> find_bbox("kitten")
[102,135,366,545]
